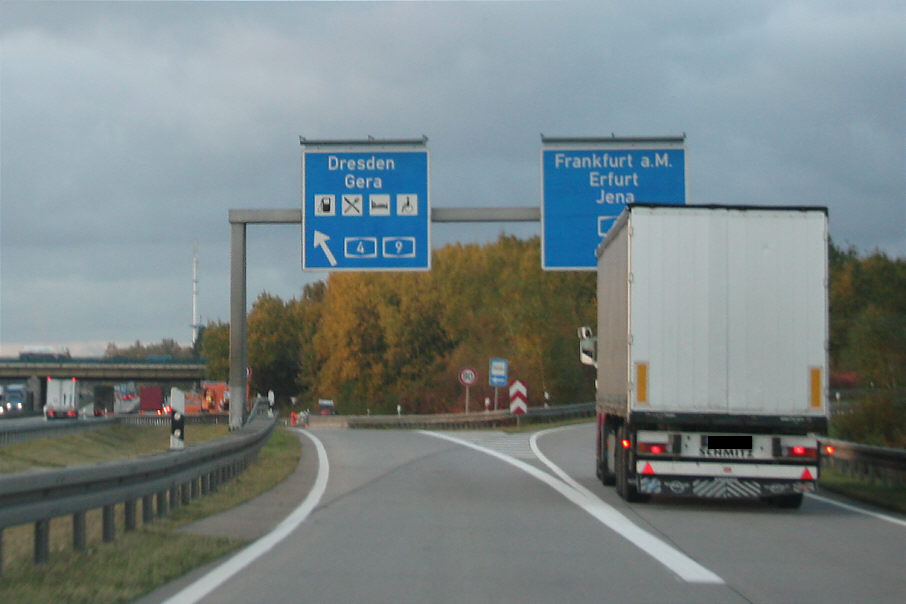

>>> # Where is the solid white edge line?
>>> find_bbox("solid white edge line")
[163,429,329,604]
[421,429,723,585]
[806,492,906,528]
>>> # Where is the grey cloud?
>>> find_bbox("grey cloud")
[1,1,903,354]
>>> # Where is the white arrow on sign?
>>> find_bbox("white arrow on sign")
[313,230,337,267]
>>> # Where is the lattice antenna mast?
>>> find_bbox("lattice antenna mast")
[192,240,200,346]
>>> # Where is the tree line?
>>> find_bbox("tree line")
[196,235,597,414]
[109,237,904,435]
[827,243,905,447]
[829,243,906,391]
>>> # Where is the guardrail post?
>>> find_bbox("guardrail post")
[73,511,87,552]
[125,500,137,531]
[34,519,50,565]
[142,495,154,525]
[157,491,168,517]
[102,505,115,543]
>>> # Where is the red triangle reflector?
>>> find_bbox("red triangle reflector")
[642,462,655,475]
[800,468,814,480]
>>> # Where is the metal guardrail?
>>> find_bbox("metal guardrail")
[0,407,275,576]
[819,438,906,487]
[116,412,231,427]
[311,402,596,430]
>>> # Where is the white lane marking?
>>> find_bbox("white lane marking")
[529,426,591,493]
[164,429,329,604]
[806,492,906,528]
[422,430,723,585]
[450,430,537,459]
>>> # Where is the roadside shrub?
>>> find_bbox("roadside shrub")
[830,392,906,448]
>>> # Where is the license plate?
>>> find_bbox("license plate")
[706,435,752,449]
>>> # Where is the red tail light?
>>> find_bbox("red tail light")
[787,445,817,458]
[638,442,667,454]
[621,438,632,449]
[824,445,835,456]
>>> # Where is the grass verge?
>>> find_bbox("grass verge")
[0,423,230,473]
[819,467,906,515]
[0,426,301,603]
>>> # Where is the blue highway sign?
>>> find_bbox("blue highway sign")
[489,358,508,387]
[303,144,430,271]
[541,137,686,270]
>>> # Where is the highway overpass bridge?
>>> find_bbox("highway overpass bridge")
[0,359,206,382]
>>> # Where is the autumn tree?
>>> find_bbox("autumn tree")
[829,241,906,388]
[314,273,387,413]
[295,281,327,405]
[247,292,301,399]
[375,271,455,412]
[200,321,230,381]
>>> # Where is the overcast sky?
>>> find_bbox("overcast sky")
[1,0,904,356]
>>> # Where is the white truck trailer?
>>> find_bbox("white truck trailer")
[580,203,829,508]
[45,377,80,419]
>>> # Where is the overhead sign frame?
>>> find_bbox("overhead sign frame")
[301,137,430,271]
[540,135,687,270]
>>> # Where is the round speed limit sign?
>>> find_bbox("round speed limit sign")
[459,367,478,387]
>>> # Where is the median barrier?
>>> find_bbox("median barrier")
[316,402,596,430]
[819,438,906,487]
[0,405,273,578]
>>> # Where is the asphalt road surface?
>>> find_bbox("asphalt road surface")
[150,423,906,604]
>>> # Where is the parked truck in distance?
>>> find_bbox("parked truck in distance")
[45,377,80,419]
[580,204,830,508]
[139,386,164,414]
[114,382,140,414]
[0,383,28,417]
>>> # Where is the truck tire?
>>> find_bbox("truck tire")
[596,424,604,480]
[600,424,616,486]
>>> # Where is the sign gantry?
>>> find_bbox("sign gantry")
[230,133,685,428]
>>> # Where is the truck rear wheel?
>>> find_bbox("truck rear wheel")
[599,425,616,486]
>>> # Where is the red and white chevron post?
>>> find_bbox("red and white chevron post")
[509,379,527,415]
